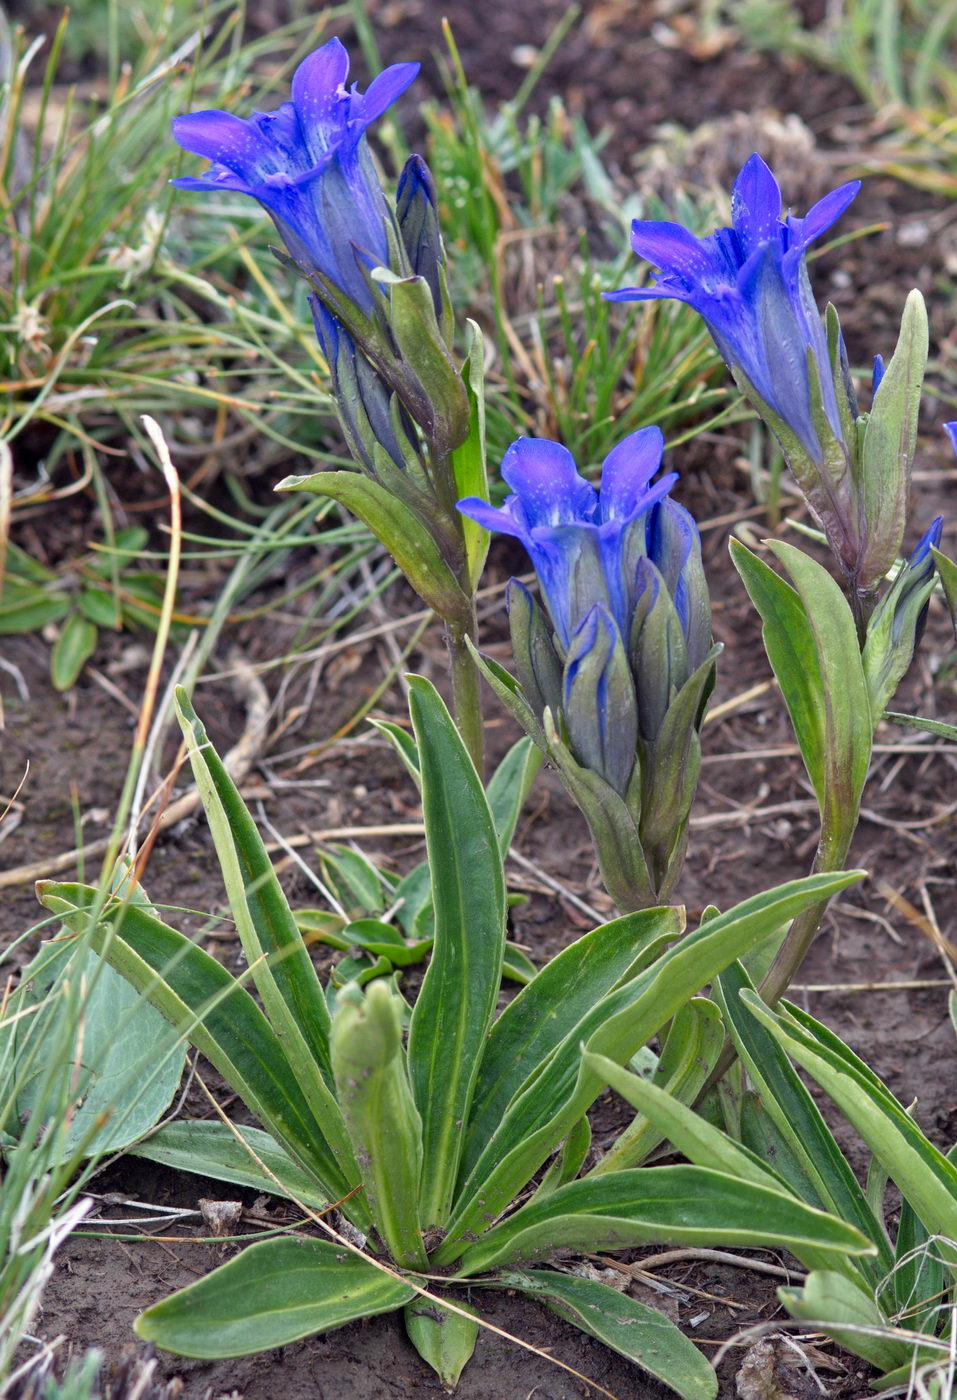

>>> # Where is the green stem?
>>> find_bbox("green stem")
[445,607,484,779]
[755,818,854,1009]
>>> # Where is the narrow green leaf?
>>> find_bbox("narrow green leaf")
[884,711,957,742]
[931,546,957,640]
[36,882,368,1229]
[450,318,489,588]
[743,993,957,1255]
[50,613,97,690]
[0,580,71,634]
[276,471,471,625]
[454,1166,875,1276]
[136,1238,415,1358]
[486,735,542,856]
[174,690,358,1188]
[404,1298,478,1388]
[494,1270,717,1400]
[860,290,928,588]
[130,1121,332,1209]
[435,870,864,1266]
[405,676,507,1229]
[717,962,891,1283]
[459,907,682,1185]
[589,999,726,1174]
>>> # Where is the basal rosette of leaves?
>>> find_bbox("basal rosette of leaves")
[39,684,869,1397]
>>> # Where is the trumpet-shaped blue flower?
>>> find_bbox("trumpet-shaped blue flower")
[456,428,678,649]
[607,154,860,465]
[172,38,418,311]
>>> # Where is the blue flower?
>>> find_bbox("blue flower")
[456,428,677,648]
[172,38,418,311]
[607,154,860,465]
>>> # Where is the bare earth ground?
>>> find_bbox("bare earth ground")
[4,1,957,1396]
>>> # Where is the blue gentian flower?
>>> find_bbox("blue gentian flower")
[456,428,677,648]
[607,154,860,465]
[171,38,418,311]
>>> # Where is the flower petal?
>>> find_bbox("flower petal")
[787,180,860,250]
[456,495,529,542]
[628,220,717,285]
[730,154,782,251]
[172,110,265,171]
[598,426,667,523]
[291,37,350,125]
[500,437,597,530]
[360,62,420,124]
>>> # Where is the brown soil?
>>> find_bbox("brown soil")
[4,2,957,1398]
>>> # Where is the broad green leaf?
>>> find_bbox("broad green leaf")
[136,1238,415,1358]
[406,677,507,1229]
[404,1298,477,1388]
[450,319,490,588]
[36,882,368,1230]
[593,997,724,1173]
[331,983,426,1269]
[12,938,185,1159]
[744,993,957,1256]
[458,906,682,1184]
[717,962,891,1284]
[0,577,71,634]
[276,470,471,625]
[730,539,826,804]
[50,613,97,690]
[779,1270,913,1372]
[435,870,864,1266]
[131,1120,332,1209]
[765,541,872,829]
[494,1270,717,1400]
[174,690,357,1187]
[77,586,121,628]
[454,1165,875,1276]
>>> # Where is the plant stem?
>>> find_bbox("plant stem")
[446,606,484,778]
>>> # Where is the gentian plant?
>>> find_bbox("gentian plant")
[172,39,489,768]
[459,428,718,909]
[609,154,929,627]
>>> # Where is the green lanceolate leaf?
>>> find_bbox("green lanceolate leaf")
[931,546,957,641]
[453,1166,875,1276]
[331,982,426,1269]
[130,1121,333,1209]
[730,539,827,806]
[12,936,185,1159]
[717,962,891,1284]
[50,612,97,690]
[779,1270,913,1372]
[884,711,957,742]
[590,997,724,1173]
[486,736,542,856]
[136,1238,415,1358]
[0,577,71,634]
[174,690,358,1188]
[405,677,507,1229]
[276,470,472,626]
[404,1298,478,1388]
[766,542,871,834]
[458,906,682,1185]
[435,870,864,1266]
[858,290,928,593]
[450,318,489,589]
[36,883,368,1230]
[743,993,957,1254]
[492,1270,717,1400]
